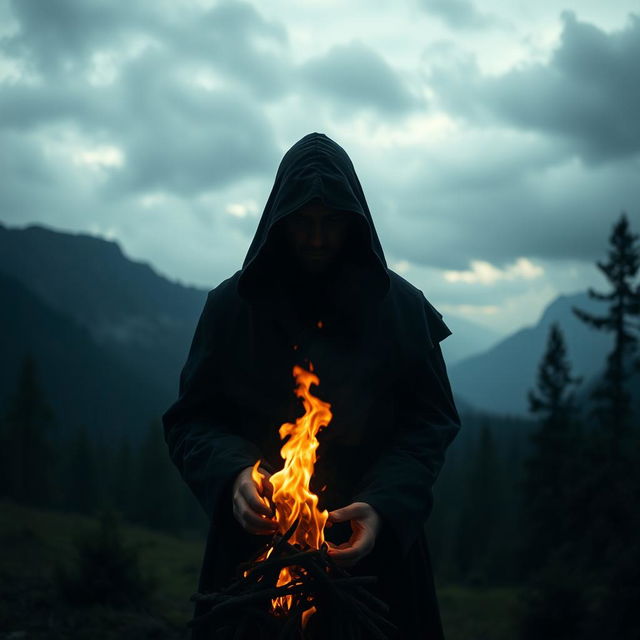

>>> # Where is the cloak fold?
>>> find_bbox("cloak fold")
[162,288,274,522]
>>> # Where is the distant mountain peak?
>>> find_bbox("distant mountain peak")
[449,289,614,417]
[538,290,603,326]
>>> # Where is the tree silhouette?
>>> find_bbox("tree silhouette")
[545,213,640,640]
[520,322,582,577]
[1,353,57,506]
[135,418,181,532]
[572,212,640,445]
[55,508,155,609]
[112,433,135,521]
[65,423,98,515]
[518,325,591,640]
[454,421,500,584]
[527,323,583,421]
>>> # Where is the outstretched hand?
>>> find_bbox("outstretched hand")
[326,501,381,567]
[232,466,278,535]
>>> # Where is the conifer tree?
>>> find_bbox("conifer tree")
[55,508,155,608]
[454,421,500,584]
[572,212,640,444]
[112,433,135,521]
[520,322,582,576]
[66,423,98,515]
[135,418,181,532]
[518,323,588,640]
[555,214,640,638]
[2,354,57,506]
[568,213,640,582]
[0,414,9,496]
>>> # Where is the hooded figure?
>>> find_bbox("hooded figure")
[162,132,462,639]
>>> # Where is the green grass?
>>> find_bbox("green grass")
[0,500,203,638]
[439,584,522,640]
[0,500,523,639]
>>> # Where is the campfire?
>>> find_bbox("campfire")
[188,364,397,639]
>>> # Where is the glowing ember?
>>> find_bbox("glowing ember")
[252,363,332,621]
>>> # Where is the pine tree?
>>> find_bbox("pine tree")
[134,418,181,532]
[519,323,582,577]
[572,212,640,445]
[518,323,588,640]
[0,414,9,495]
[112,434,135,521]
[454,421,500,585]
[55,508,155,608]
[568,212,640,578]
[527,323,582,423]
[65,423,98,515]
[2,354,57,506]
[558,214,640,637]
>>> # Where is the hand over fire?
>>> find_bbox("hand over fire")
[232,465,277,535]
[326,502,381,567]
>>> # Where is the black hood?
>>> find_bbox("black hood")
[237,132,391,304]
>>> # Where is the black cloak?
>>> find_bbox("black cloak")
[162,132,462,639]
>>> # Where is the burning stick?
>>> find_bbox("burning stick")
[189,536,396,639]
[188,364,397,639]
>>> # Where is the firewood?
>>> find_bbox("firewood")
[188,528,397,639]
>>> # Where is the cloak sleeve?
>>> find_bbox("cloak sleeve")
[351,300,461,559]
[162,290,272,522]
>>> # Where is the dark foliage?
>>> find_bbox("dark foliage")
[135,419,182,532]
[519,322,582,577]
[65,423,98,515]
[454,423,501,585]
[517,560,589,640]
[0,354,58,507]
[520,212,640,639]
[54,509,156,609]
[572,211,640,442]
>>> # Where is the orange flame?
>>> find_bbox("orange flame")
[251,363,332,622]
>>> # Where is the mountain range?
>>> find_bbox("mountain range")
[0,222,205,444]
[447,291,617,417]
[0,221,634,443]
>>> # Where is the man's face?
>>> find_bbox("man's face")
[282,200,352,274]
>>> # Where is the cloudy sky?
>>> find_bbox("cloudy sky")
[1,0,639,336]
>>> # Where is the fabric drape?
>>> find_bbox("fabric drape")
[162,132,462,639]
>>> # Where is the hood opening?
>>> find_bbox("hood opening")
[237,133,390,305]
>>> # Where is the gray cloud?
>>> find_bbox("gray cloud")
[373,151,640,271]
[0,127,108,231]
[1,1,424,207]
[299,41,421,115]
[2,0,143,76]
[0,0,283,198]
[105,48,279,196]
[0,81,113,132]
[162,1,291,100]
[2,0,290,97]
[0,131,60,219]
[419,0,494,30]
[429,12,640,162]
[2,0,639,339]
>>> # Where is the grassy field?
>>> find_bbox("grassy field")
[0,500,520,639]
[439,585,521,640]
[0,500,201,638]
